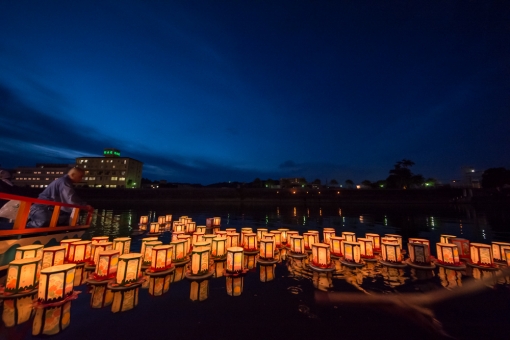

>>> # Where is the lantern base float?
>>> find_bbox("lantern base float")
[107,279,144,292]
[223,269,249,277]
[258,258,279,265]
[185,268,214,281]
[466,262,499,271]
[288,252,308,259]
[145,266,176,277]
[0,287,39,299]
[86,277,113,286]
[308,263,336,272]
[339,259,365,268]
[244,249,259,255]
[434,260,466,271]
[361,257,378,262]
[84,264,97,271]
[405,259,436,270]
[379,260,407,268]
[33,291,80,309]
[330,254,342,259]
[146,233,162,237]
[212,254,227,261]
[173,258,191,267]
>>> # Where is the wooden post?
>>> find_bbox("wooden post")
[49,206,61,228]
[70,208,80,226]
[12,201,31,230]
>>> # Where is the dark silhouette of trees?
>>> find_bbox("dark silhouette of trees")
[386,159,423,189]
[482,168,510,189]
[345,179,354,188]
[330,179,338,186]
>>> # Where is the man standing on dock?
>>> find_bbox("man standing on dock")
[26,167,92,228]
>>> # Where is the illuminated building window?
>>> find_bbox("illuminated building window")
[124,160,127,164]
[46,178,49,180]
[110,185,117,188]
[96,185,102,187]
[119,177,125,181]
[111,177,118,180]
[51,172,54,174]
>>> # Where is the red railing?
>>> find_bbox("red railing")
[0,192,94,236]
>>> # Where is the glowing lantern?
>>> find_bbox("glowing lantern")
[329,236,344,257]
[270,230,282,248]
[226,247,244,273]
[94,250,119,279]
[243,233,257,251]
[111,287,139,313]
[15,245,44,260]
[177,234,192,254]
[451,238,470,260]
[311,243,331,267]
[157,216,165,225]
[216,231,227,238]
[381,242,402,263]
[187,222,196,233]
[256,228,268,242]
[323,229,335,245]
[440,234,456,244]
[382,237,399,246]
[171,266,185,282]
[197,225,207,233]
[260,264,275,282]
[262,232,275,245]
[409,238,431,254]
[287,231,299,243]
[289,236,305,254]
[342,232,356,242]
[165,214,172,222]
[112,237,131,255]
[192,232,205,244]
[32,301,71,336]
[143,241,163,265]
[226,276,243,296]
[343,242,362,264]
[211,237,227,258]
[90,242,113,266]
[303,232,313,250]
[5,258,41,294]
[203,235,217,250]
[240,228,253,246]
[260,239,275,259]
[149,275,171,297]
[278,228,290,244]
[357,238,374,259]
[2,294,35,327]
[436,243,461,266]
[365,233,381,252]
[173,222,185,232]
[193,241,210,252]
[408,242,431,265]
[67,241,92,263]
[41,246,66,269]
[492,242,510,262]
[191,247,210,275]
[225,228,236,234]
[213,217,221,226]
[505,248,510,267]
[59,239,81,258]
[179,216,188,223]
[385,234,402,248]
[91,236,109,244]
[139,216,149,224]
[38,264,75,303]
[470,243,494,267]
[90,285,113,308]
[190,280,209,301]
[116,253,143,285]
[151,245,173,271]
[140,237,158,258]
[149,222,160,234]
[226,233,240,248]
[169,240,187,262]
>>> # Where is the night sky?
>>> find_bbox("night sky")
[1,1,509,185]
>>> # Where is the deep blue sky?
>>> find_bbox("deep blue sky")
[1,1,509,185]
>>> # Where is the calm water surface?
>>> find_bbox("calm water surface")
[2,203,509,339]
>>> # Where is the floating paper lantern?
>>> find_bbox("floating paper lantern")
[382,237,399,246]
[226,247,244,273]
[5,258,41,294]
[203,235,217,249]
[287,231,299,243]
[211,237,227,258]
[149,275,171,297]
[173,222,185,232]
[15,245,44,260]
[470,243,494,267]
[440,234,457,244]
[32,301,71,336]
[243,233,257,251]
[143,241,163,265]
[329,236,344,257]
[191,248,210,275]
[240,228,253,246]
[59,239,81,258]
[41,246,66,269]
[150,245,173,272]
[451,238,470,260]
[492,242,510,262]
[177,234,192,254]
[225,228,236,234]
[270,230,282,248]
[157,216,165,225]
[311,243,331,267]
[226,276,243,296]
[226,233,240,248]
[262,232,275,244]
[165,215,172,222]
[193,241,210,252]
[216,231,227,238]
[408,238,431,254]
[196,225,207,233]
[139,216,149,224]
[260,264,275,282]
[90,285,113,308]
[140,237,158,257]
[90,242,113,266]
[343,242,362,264]
[169,240,187,262]
[288,235,304,254]
[149,222,160,234]
[342,232,356,242]
[38,264,76,303]
[67,241,92,263]
[323,229,335,245]
[112,237,131,255]
[505,248,510,267]
[112,287,139,313]
[94,250,119,279]
[385,234,402,248]
[358,238,374,259]
[244,255,256,270]
[408,242,431,265]
[256,228,268,242]
[303,232,313,250]
[365,233,381,252]
[381,242,402,263]
[91,236,109,244]
[192,232,205,245]
[116,253,143,285]
[260,239,275,259]
[179,216,188,223]
[2,294,36,327]
[187,222,197,233]
[190,280,209,301]
[213,217,221,226]
[436,243,461,266]
[278,228,290,244]
[171,231,184,243]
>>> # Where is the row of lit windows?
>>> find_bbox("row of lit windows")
[30,184,48,188]
[16,178,58,181]
[83,177,126,181]
[79,159,128,165]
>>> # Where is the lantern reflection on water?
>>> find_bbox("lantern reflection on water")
[312,272,332,291]
[365,233,381,252]
[116,253,143,285]
[41,246,66,269]
[211,237,227,259]
[244,255,257,270]
[59,239,81,258]
[492,242,510,263]
[90,242,113,266]
[143,241,163,265]
[226,276,243,296]
[226,233,240,248]
[94,250,119,280]
[38,264,76,303]
[214,260,225,278]
[226,247,244,273]
[5,258,41,294]
[469,243,495,268]
[190,280,209,301]
[112,287,139,313]
[32,301,72,336]
[15,245,44,260]
[260,264,275,282]
[90,285,113,308]
[112,237,131,255]
[2,293,36,327]
[149,275,171,296]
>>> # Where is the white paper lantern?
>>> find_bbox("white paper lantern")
[15,245,43,260]
[112,237,131,255]
[436,243,461,266]
[470,243,494,267]
[38,264,76,303]
[5,258,41,294]
[41,246,66,269]
[226,247,244,273]
[116,253,143,285]
[365,233,381,251]
[311,243,331,267]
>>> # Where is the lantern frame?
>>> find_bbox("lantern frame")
[406,242,435,269]
[59,239,81,258]
[357,238,376,260]
[492,242,510,263]
[143,241,163,266]
[340,241,364,267]
[435,242,466,270]
[41,246,66,269]
[211,237,227,260]
[309,243,334,271]
[365,233,381,252]
[379,242,406,268]
[256,228,268,242]
[226,233,240,248]
[113,253,143,286]
[15,245,44,260]
[92,250,120,280]
[149,245,173,272]
[329,236,344,257]
[112,237,131,255]
[90,242,113,266]
[243,233,258,253]
[450,238,470,260]
[385,234,403,248]
[468,243,497,270]
[188,248,212,277]
[323,229,335,245]
[169,240,189,263]
[287,235,307,259]
[91,236,109,244]
[408,238,431,255]
[342,231,356,242]
[38,264,76,304]
[440,234,457,244]
[5,258,41,295]
[225,247,246,275]
[67,241,92,263]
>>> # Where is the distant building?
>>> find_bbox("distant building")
[76,148,143,188]
[12,163,74,188]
